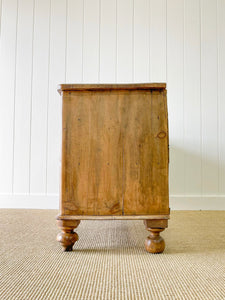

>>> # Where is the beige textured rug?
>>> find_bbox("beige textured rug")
[0,210,225,300]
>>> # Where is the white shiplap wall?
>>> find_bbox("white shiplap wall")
[0,0,225,209]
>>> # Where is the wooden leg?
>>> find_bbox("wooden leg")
[56,219,80,251]
[144,219,168,254]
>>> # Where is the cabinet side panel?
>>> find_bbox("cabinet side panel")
[61,91,123,215]
[123,90,169,215]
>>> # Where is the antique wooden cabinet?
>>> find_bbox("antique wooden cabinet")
[56,83,169,253]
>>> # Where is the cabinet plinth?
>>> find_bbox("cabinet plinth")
[57,83,169,253]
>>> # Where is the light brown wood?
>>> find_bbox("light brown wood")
[145,228,165,254]
[57,214,170,220]
[56,220,80,251]
[61,91,123,216]
[57,83,169,253]
[144,219,168,253]
[122,90,169,215]
[57,83,166,94]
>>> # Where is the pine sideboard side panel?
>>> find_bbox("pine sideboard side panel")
[123,90,169,215]
[57,83,169,254]
[61,91,123,215]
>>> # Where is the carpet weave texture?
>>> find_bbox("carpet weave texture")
[0,210,225,300]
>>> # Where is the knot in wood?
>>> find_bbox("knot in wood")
[157,131,166,139]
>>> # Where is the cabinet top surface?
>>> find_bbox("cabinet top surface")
[58,83,166,94]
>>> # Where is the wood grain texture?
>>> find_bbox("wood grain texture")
[56,219,80,251]
[58,84,169,252]
[60,85,169,217]
[61,91,123,215]
[1,0,225,210]
[123,90,169,215]
[57,214,170,220]
[58,83,166,94]
[144,219,168,253]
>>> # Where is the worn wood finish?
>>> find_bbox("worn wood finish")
[61,91,123,216]
[57,83,169,253]
[122,89,169,215]
[56,219,80,251]
[58,83,166,94]
[144,219,168,253]
[145,228,166,254]
[57,214,170,220]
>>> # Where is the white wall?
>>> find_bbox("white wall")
[0,0,225,210]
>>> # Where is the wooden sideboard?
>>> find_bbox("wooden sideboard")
[56,83,169,253]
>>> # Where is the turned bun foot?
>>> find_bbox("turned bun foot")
[57,231,79,251]
[145,228,165,254]
[144,219,167,254]
[56,219,80,251]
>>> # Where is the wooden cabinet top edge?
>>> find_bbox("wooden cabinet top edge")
[57,83,167,95]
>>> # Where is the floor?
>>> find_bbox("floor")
[0,210,225,299]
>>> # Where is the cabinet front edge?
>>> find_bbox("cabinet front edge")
[56,214,170,220]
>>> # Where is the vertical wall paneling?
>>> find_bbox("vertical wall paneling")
[83,0,100,82]
[183,0,201,195]
[30,0,50,193]
[149,0,166,82]
[0,0,2,35]
[117,0,133,82]
[99,0,116,82]
[47,0,67,194]
[66,0,83,83]
[133,0,149,82]
[217,0,225,194]
[0,0,18,193]
[0,0,225,208]
[167,0,185,194]
[201,0,219,194]
[13,0,34,193]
